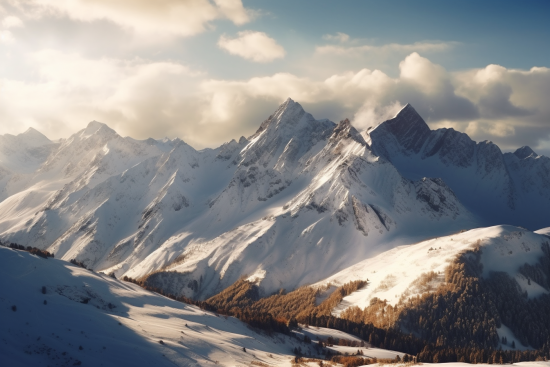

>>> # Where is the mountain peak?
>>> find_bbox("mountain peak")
[21,126,40,135]
[370,103,431,155]
[330,118,368,146]
[272,97,304,122]
[21,127,50,139]
[86,120,108,129]
[16,127,52,146]
[254,97,306,135]
[375,103,430,136]
[283,96,295,105]
[399,103,413,112]
[514,146,537,159]
[393,103,425,124]
[83,121,117,137]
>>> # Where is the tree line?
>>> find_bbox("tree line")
[2,241,54,259]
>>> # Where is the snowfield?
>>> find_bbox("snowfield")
[314,225,550,311]
[0,246,320,366]
[3,246,434,366]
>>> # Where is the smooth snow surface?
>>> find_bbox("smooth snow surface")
[496,324,534,351]
[0,99,478,299]
[296,325,405,359]
[0,247,326,366]
[314,225,550,311]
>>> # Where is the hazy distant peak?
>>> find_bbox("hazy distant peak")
[514,146,537,159]
[19,127,51,146]
[81,120,117,138]
[86,120,107,129]
[21,126,40,135]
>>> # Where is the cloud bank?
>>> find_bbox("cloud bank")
[6,0,251,37]
[0,51,549,154]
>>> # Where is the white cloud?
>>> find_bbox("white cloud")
[352,101,404,131]
[322,32,350,43]
[2,15,23,28]
[455,64,549,119]
[1,51,549,153]
[316,41,454,56]
[213,0,251,25]
[466,121,516,138]
[0,30,14,43]
[399,52,448,95]
[198,54,550,152]
[9,0,251,37]
[218,31,285,62]
[0,50,205,143]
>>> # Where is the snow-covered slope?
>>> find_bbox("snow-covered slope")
[1,99,546,301]
[0,99,547,298]
[368,104,550,230]
[314,225,550,310]
[0,246,316,367]
[4,246,548,366]
[0,128,59,201]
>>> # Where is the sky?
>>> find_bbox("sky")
[0,0,549,155]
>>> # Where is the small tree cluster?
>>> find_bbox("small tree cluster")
[70,259,88,269]
[330,355,376,367]
[5,242,54,258]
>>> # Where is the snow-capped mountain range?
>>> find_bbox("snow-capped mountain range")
[369,104,550,229]
[0,99,548,300]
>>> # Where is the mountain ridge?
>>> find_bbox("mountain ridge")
[368,104,549,230]
[0,99,547,301]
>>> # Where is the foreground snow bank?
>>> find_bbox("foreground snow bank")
[0,247,302,366]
